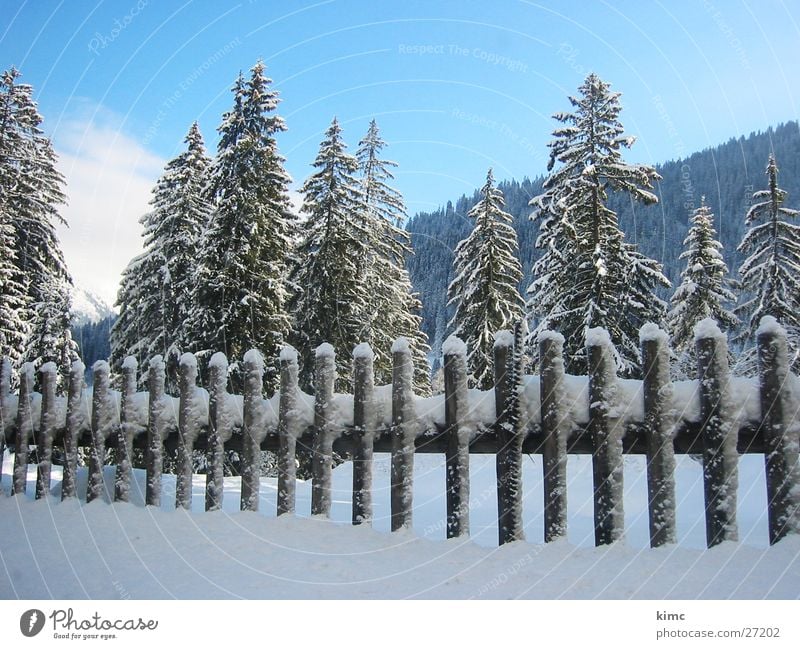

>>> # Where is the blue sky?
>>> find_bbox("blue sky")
[1,0,798,302]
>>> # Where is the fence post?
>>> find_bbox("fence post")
[206,353,228,512]
[352,343,375,525]
[587,328,624,545]
[695,318,738,547]
[277,346,299,516]
[62,360,85,500]
[115,356,137,503]
[391,337,415,531]
[35,363,58,499]
[0,356,10,481]
[540,331,568,542]
[641,323,677,547]
[241,350,265,512]
[311,343,336,517]
[756,316,800,544]
[146,355,166,507]
[443,336,470,538]
[176,353,200,510]
[12,363,34,495]
[494,330,524,544]
[87,361,112,503]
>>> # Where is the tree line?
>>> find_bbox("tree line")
[3,63,799,399]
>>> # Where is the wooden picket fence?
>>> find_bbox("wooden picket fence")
[1,319,799,549]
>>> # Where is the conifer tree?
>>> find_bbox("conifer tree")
[111,122,210,380]
[528,73,669,375]
[0,67,74,375]
[289,117,369,390]
[187,62,295,392]
[356,119,430,393]
[0,213,28,365]
[447,168,524,389]
[735,154,800,373]
[667,197,737,377]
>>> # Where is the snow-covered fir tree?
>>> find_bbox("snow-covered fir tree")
[111,122,210,382]
[186,62,295,392]
[0,67,75,378]
[735,154,800,374]
[356,119,430,394]
[447,168,524,389]
[667,197,737,378]
[0,211,28,366]
[289,117,369,391]
[528,73,669,375]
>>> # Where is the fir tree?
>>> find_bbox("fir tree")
[735,154,800,374]
[289,117,369,390]
[111,122,210,382]
[0,67,74,376]
[187,62,295,392]
[356,119,430,393]
[0,212,28,365]
[667,197,737,377]
[447,168,524,389]
[528,73,669,375]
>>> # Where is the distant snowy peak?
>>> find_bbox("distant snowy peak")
[71,285,117,326]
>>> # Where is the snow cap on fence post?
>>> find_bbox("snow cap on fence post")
[693,317,724,343]
[353,342,374,360]
[315,342,335,358]
[442,334,467,357]
[639,322,669,345]
[493,329,515,350]
[279,344,299,365]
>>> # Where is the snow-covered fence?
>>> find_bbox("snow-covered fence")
[1,317,799,550]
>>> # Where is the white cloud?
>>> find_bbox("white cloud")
[53,107,165,307]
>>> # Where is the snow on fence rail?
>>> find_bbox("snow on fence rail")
[1,318,799,549]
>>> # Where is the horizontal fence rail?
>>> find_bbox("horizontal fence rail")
[1,318,799,549]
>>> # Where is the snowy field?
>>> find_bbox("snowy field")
[1,452,798,599]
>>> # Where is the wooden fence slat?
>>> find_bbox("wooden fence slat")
[695,319,738,547]
[641,324,677,547]
[494,330,524,544]
[62,360,85,500]
[540,331,568,543]
[444,336,470,539]
[277,346,299,516]
[241,350,265,512]
[114,356,137,502]
[35,363,58,499]
[352,343,375,525]
[587,328,624,545]
[12,363,34,495]
[146,355,166,507]
[756,317,800,544]
[206,353,228,512]
[0,356,10,482]
[390,338,415,531]
[176,353,200,510]
[311,344,336,517]
[87,361,112,503]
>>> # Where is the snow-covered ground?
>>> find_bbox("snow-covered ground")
[1,452,798,599]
